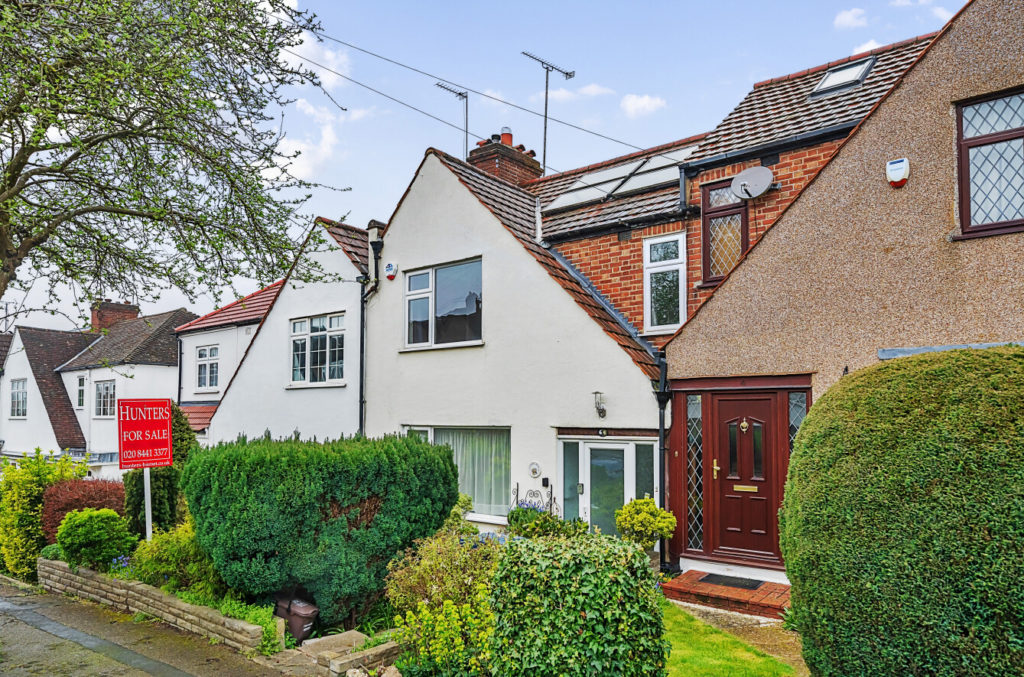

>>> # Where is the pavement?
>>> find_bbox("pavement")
[0,581,285,676]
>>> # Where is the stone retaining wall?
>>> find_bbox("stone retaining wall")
[37,557,268,653]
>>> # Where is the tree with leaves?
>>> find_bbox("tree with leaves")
[0,0,335,318]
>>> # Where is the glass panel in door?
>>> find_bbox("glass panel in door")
[589,447,625,536]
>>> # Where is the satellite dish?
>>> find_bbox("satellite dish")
[731,166,774,200]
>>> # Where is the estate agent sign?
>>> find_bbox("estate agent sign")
[118,398,173,470]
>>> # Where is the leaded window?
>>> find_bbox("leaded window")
[685,394,704,551]
[958,89,1024,235]
[702,181,748,283]
[290,314,344,383]
[788,391,808,452]
[643,233,685,332]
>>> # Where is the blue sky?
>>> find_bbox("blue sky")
[18,0,958,327]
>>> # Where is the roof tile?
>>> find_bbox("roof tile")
[18,327,94,450]
[61,309,196,371]
[176,282,283,334]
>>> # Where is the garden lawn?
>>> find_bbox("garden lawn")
[661,598,794,677]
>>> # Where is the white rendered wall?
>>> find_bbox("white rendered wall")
[1,331,61,455]
[364,155,660,522]
[178,325,254,403]
[208,245,363,443]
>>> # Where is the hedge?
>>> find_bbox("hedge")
[42,479,124,544]
[490,534,667,676]
[181,435,459,626]
[780,346,1024,675]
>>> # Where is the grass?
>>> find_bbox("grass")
[661,598,794,677]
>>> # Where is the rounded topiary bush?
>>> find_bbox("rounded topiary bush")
[57,508,137,572]
[490,533,667,676]
[780,346,1024,676]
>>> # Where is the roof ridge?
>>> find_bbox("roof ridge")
[17,325,89,335]
[522,132,709,186]
[175,280,284,332]
[753,31,939,88]
[315,216,369,238]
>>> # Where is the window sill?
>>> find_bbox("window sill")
[642,326,681,337]
[285,381,347,390]
[195,388,220,395]
[8,416,26,420]
[695,280,723,290]
[466,512,508,526]
[951,222,1024,240]
[400,340,485,353]
[93,416,115,420]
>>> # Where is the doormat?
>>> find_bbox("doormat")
[699,573,764,590]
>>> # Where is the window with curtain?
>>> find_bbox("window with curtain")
[433,427,510,517]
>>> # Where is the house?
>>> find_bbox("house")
[205,217,370,443]
[174,281,283,437]
[663,0,1023,581]
[55,303,196,478]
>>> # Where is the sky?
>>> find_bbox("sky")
[12,0,957,329]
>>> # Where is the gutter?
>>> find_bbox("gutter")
[358,239,384,436]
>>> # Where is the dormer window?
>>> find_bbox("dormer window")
[811,57,874,96]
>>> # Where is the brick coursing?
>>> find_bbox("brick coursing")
[467,141,543,186]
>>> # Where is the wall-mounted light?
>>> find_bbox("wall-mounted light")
[593,391,607,419]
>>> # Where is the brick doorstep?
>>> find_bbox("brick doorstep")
[662,569,790,619]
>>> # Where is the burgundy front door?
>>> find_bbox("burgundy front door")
[711,394,780,563]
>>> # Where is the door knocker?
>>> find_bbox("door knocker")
[739,418,749,434]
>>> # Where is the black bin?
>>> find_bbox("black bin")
[274,596,319,642]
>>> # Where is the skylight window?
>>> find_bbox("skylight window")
[811,57,875,95]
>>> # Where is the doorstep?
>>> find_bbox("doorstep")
[662,569,790,619]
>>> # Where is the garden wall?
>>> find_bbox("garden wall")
[36,557,270,652]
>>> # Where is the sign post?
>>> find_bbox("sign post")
[118,399,173,541]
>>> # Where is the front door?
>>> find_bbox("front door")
[711,394,780,563]
[560,440,659,537]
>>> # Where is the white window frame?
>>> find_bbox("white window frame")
[403,258,483,350]
[643,232,686,333]
[288,313,345,387]
[196,345,220,391]
[402,425,510,525]
[76,375,86,409]
[10,378,27,418]
[94,380,115,418]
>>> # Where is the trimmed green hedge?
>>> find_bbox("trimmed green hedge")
[181,435,458,626]
[780,346,1024,675]
[490,534,667,676]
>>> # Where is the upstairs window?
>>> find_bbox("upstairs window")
[196,345,219,389]
[95,380,115,418]
[643,233,685,332]
[958,88,1024,235]
[10,379,26,417]
[405,259,482,347]
[701,181,749,284]
[76,376,85,408]
[291,314,344,383]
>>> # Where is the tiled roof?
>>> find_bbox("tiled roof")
[0,332,12,367]
[180,404,217,432]
[319,217,370,275]
[688,33,936,163]
[19,327,94,450]
[430,149,659,379]
[176,281,283,334]
[522,135,706,240]
[60,308,196,371]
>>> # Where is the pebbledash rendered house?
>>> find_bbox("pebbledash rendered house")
[362,31,931,537]
[662,0,1024,597]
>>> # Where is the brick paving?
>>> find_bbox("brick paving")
[661,569,790,619]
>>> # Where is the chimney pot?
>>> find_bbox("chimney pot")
[490,134,500,143]
[500,127,513,145]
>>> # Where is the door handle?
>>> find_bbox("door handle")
[712,459,721,480]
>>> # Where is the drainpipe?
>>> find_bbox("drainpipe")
[176,337,183,405]
[655,350,672,571]
[358,238,384,436]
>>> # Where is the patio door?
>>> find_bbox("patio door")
[560,440,658,537]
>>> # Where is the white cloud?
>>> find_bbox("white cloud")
[529,83,616,103]
[890,0,932,5]
[578,83,615,97]
[620,94,666,119]
[295,98,336,125]
[834,8,868,29]
[277,124,338,181]
[546,87,578,103]
[932,5,954,21]
[853,39,882,54]
[284,32,351,91]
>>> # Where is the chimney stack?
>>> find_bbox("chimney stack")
[467,127,543,186]
[91,300,139,332]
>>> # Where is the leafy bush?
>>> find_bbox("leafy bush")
[131,518,227,600]
[395,584,493,677]
[39,543,63,561]
[438,493,478,537]
[505,502,544,535]
[0,451,85,580]
[781,346,1024,675]
[386,532,501,616]
[123,405,195,537]
[169,402,198,468]
[490,534,667,676]
[42,479,124,544]
[510,511,588,539]
[178,590,280,656]
[57,508,137,572]
[615,497,676,550]
[182,435,459,626]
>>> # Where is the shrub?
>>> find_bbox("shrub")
[169,402,198,468]
[131,518,227,600]
[124,466,180,537]
[490,534,667,677]
[57,508,137,572]
[780,346,1024,675]
[182,435,459,627]
[438,493,478,537]
[615,497,677,551]
[386,532,501,616]
[394,584,493,677]
[505,502,544,535]
[510,511,588,539]
[39,543,63,561]
[0,450,85,580]
[42,479,124,544]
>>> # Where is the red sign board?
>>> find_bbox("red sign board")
[118,399,173,470]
